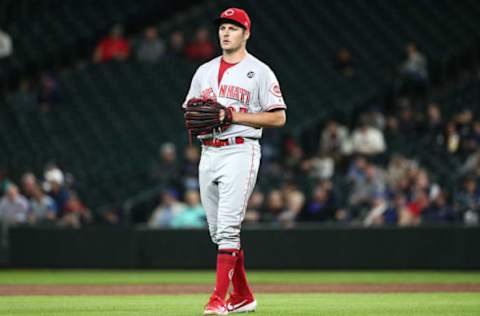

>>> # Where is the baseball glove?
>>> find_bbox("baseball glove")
[184,98,233,139]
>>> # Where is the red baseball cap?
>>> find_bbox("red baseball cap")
[214,8,251,32]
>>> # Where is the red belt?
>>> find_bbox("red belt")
[202,137,245,147]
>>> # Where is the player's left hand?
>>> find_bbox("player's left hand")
[184,98,233,137]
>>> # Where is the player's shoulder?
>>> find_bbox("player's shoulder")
[195,55,222,74]
[245,53,274,73]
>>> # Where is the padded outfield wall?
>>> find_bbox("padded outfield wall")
[7,226,480,269]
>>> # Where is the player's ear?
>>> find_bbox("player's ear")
[244,29,250,41]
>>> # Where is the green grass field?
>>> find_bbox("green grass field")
[1,270,480,316]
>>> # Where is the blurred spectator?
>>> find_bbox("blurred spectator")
[93,24,130,63]
[385,154,411,190]
[21,172,38,199]
[171,190,206,228]
[37,73,61,112]
[361,108,386,131]
[334,48,354,78]
[0,184,29,225]
[455,108,475,154]
[363,195,388,226]
[347,156,368,184]
[301,183,338,222]
[0,167,11,196]
[445,121,460,154]
[397,103,419,139]
[382,194,407,225]
[61,194,93,228]
[185,27,215,62]
[349,163,386,218]
[459,150,480,178]
[319,120,351,159]
[470,121,480,148]
[0,29,12,58]
[149,142,181,189]
[400,42,428,86]
[422,191,455,223]
[28,185,57,225]
[278,190,305,227]
[455,178,480,225]
[166,30,185,59]
[135,26,166,63]
[423,103,445,149]
[306,151,335,180]
[149,189,185,228]
[351,122,386,155]
[399,189,429,226]
[181,145,200,191]
[282,138,305,181]
[244,190,264,224]
[44,167,70,216]
[261,190,284,223]
[0,29,11,93]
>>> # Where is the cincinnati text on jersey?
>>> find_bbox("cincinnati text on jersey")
[219,84,251,105]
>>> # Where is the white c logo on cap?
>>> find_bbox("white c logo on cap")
[224,9,235,16]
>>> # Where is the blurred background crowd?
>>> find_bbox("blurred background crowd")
[1,0,480,230]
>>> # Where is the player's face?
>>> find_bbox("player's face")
[218,23,249,52]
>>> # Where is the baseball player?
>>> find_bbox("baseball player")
[183,8,286,315]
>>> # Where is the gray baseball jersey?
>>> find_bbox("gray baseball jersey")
[184,53,286,250]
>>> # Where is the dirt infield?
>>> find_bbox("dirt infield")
[1,283,480,296]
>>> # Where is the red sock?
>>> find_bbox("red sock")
[213,249,239,300]
[232,249,254,298]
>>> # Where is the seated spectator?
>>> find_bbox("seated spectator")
[363,195,388,226]
[319,120,351,160]
[454,177,480,225]
[361,108,386,131]
[334,48,354,78]
[61,194,93,228]
[244,190,264,224]
[28,185,57,224]
[181,145,200,191]
[44,167,70,216]
[459,150,480,178]
[0,167,11,196]
[346,156,368,184]
[93,24,130,63]
[21,172,37,198]
[261,190,284,223]
[37,73,61,112]
[351,122,386,155]
[166,30,185,59]
[349,163,386,219]
[307,151,335,180]
[422,191,455,223]
[149,189,185,228]
[135,26,166,63]
[185,27,215,62]
[0,184,29,226]
[278,190,305,227]
[149,142,181,189]
[383,194,408,225]
[171,190,206,228]
[423,103,444,147]
[399,189,429,226]
[300,183,338,222]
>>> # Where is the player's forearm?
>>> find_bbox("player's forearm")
[232,110,286,128]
